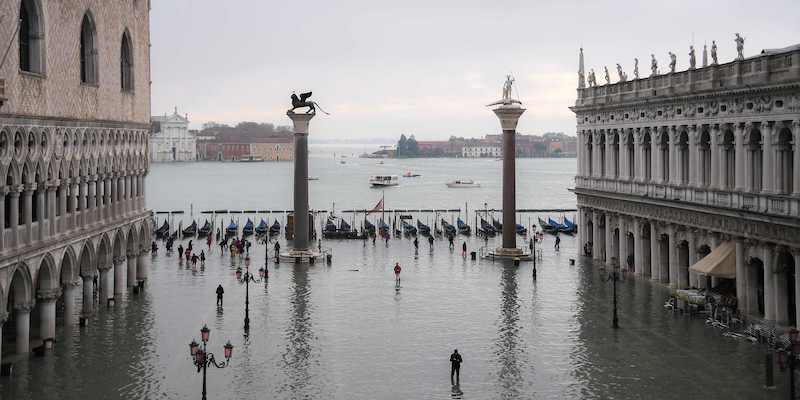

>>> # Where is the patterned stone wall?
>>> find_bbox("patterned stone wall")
[0,0,150,125]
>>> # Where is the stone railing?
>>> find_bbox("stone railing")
[576,47,800,106]
[575,176,800,218]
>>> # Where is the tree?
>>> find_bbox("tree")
[397,134,408,158]
[406,135,419,157]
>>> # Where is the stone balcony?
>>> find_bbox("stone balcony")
[576,45,800,107]
[575,176,800,219]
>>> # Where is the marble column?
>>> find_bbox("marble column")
[604,214,613,264]
[0,312,6,365]
[58,184,67,234]
[689,125,699,188]
[651,223,660,281]
[735,123,745,191]
[491,104,525,253]
[763,245,775,321]
[592,210,601,262]
[794,250,800,327]
[114,257,126,295]
[792,120,800,197]
[99,267,113,304]
[14,304,32,354]
[78,180,87,228]
[0,189,4,253]
[63,281,78,326]
[774,250,789,324]
[23,185,33,244]
[669,126,678,185]
[47,185,56,237]
[668,226,678,287]
[88,178,96,225]
[8,190,19,248]
[634,129,644,182]
[137,249,150,284]
[736,239,747,315]
[110,177,118,220]
[687,229,697,288]
[633,218,643,275]
[104,178,111,221]
[762,121,775,194]
[653,128,662,184]
[593,132,601,178]
[287,111,315,252]
[127,253,138,287]
[81,274,94,317]
[37,288,60,345]
[577,132,585,177]
[619,217,629,270]
[36,187,45,242]
[710,125,720,189]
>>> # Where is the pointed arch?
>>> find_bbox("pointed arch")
[80,10,98,85]
[8,262,34,307]
[121,29,134,91]
[60,245,79,284]
[37,252,59,291]
[96,233,112,270]
[78,240,95,277]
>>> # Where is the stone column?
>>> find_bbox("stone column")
[654,128,663,184]
[8,190,19,248]
[669,126,678,185]
[710,125,720,189]
[70,182,79,230]
[619,217,628,270]
[736,238,747,315]
[792,120,800,197]
[0,189,4,253]
[35,187,45,242]
[78,179,87,228]
[14,303,32,354]
[98,266,113,305]
[127,253,138,288]
[593,131,601,178]
[63,281,79,326]
[0,312,6,365]
[605,132,613,179]
[577,132,585,177]
[762,121,775,194]
[774,247,789,324]
[58,184,67,234]
[592,210,601,262]
[114,257,126,295]
[37,288,60,345]
[23,184,34,244]
[734,123,745,191]
[81,274,94,317]
[104,178,111,221]
[633,218,642,275]
[634,128,643,182]
[490,104,525,253]
[650,223,660,281]
[763,245,775,321]
[47,185,56,237]
[688,125,699,188]
[687,229,697,287]
[287,111,315,252]
[604,214,613,264]
[137,249,150,284]
[110,177,118,220]
[88,178,96,225]
[794,250,800,327]
[668,226,678,287]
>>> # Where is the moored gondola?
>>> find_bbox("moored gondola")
[322,216,361,239]
[378,219,390,237]
[561,217,577,234]
[169,229,178,241]
[198,220,212,238]
[268,220,281,236]
[155,220,170,239]
[255,219,268,235]
[182,220,198,237]
[242,218,254,236]
[401,220,417,236]
[538,217,557,234]
[457,218,471,235]
[363,219,376,236]
[417,220,431,236]
[441,219,456,237]
[225,219,238,236]
[515,223,528,235]
[492,218,503,231]
[479,218,497,236]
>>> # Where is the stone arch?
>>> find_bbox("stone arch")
[113,228,126,258]
[78,240,95,277]
[36,253,59,291]
[6,159,21,186]
[0,127,11,161]
[138,221,149,249]
[7,262,34,308]
[26,128,39,163]
[13,128,25,161]
[60,245,79,284]
[96,233,112,270]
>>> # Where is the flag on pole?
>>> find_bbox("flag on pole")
[367,197,384,215]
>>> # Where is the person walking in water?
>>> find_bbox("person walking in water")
[216,284,224,307]
[177,244,184,260]
[450,349,463,383]
[428,235,434,249]
[413,237,419,250]
[462,241,467,257]
[200,250,206,264]
[394,262,401,285]
[448,235,454,250]
[554,234,561,251]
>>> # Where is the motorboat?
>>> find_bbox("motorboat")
[402,171,421,178]
[446,179,480,188]
[369,175,399,187]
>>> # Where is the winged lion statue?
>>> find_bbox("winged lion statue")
[289,91,329,115]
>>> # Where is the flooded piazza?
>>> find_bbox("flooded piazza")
[0,152,791,399]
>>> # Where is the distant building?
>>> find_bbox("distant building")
[195,122,294,161]
[151,108,196,162]
[462,141,502,158]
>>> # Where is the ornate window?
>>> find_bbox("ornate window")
[19,0,44,73]
[120,30,134,91]
[80,12,98,85]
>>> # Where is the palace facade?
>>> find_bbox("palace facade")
[0,0,151,367]
[573,43,800,327]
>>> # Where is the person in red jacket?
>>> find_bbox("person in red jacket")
[393,262,401,285]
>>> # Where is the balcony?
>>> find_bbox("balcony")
[575,176,800,218]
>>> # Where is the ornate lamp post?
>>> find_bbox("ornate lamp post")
[603,258,623,329]
[188,325,233,400]
[236,256,262,333]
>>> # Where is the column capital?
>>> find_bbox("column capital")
[64,279,81,287]
[0,310,7,324]
[37,287,62,302]
[13,302,34,313]
[113,256,126,265]
[97,263,113,272]
[24,183,37,192]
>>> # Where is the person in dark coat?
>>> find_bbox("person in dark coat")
[216,284,224,306]
[450,349,462,383]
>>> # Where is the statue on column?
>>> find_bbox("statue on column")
[603,66,610,85]
[650,54,658,76]
[668,52,677,73]
[735,33,745,60]
[688,45,696,69]
[486,75,522,107]
[633,58,639,80]
[616,63,627,82]
[578,47,586,89]
[702,44,708,67]
[289,91,330,115]
[711,40,718,65]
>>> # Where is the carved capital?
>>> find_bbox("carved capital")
[0,311,8,324]
[37,288,62,302]
[13,303,35,313]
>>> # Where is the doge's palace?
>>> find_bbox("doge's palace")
[0,0,152,366]
[573,41,800,328]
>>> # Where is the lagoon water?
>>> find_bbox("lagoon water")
[0,146,789,399]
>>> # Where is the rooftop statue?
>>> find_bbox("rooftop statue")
[633,58,639,80]
[616,63,627,82]
[668,52,677,73]
[735,33,745,60]
[650,54,658,77]
[603,66,610,85]
[702,44,708,67]
[578,47,586,89]
[289,91,329,115]
[711,40,718,65]
[689,46,696,69]
[588,69,597,87]
[487,75,522,107]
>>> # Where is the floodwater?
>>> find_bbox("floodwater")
[0,146,790,399]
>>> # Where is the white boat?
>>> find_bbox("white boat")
[446,179,480,188]
[369,175,399,187]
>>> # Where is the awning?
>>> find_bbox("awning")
[689,241,736,279]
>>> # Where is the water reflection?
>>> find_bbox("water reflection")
[278,265,320,399]
[494,262,526,399]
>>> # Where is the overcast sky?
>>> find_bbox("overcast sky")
[150,0,800,141]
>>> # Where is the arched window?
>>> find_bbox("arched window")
[679,131,689,185]
[642,131,652,181]
[120,30,134,91]
[660,131,669,183]
[776,128,794,194]
[722,130,736,190]
[80,12,98,85]
[19,0,44,73]
[626,131,635,181]
[699,130,711,187]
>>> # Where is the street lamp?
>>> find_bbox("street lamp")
[188,324,233,400]
[236,256,262,333]
[603,258,623,329]
[778,328,800,399]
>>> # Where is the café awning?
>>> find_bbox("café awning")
[689,241,736,279]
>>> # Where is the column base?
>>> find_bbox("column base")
[278,248,329,264]
[483,247,532,261]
